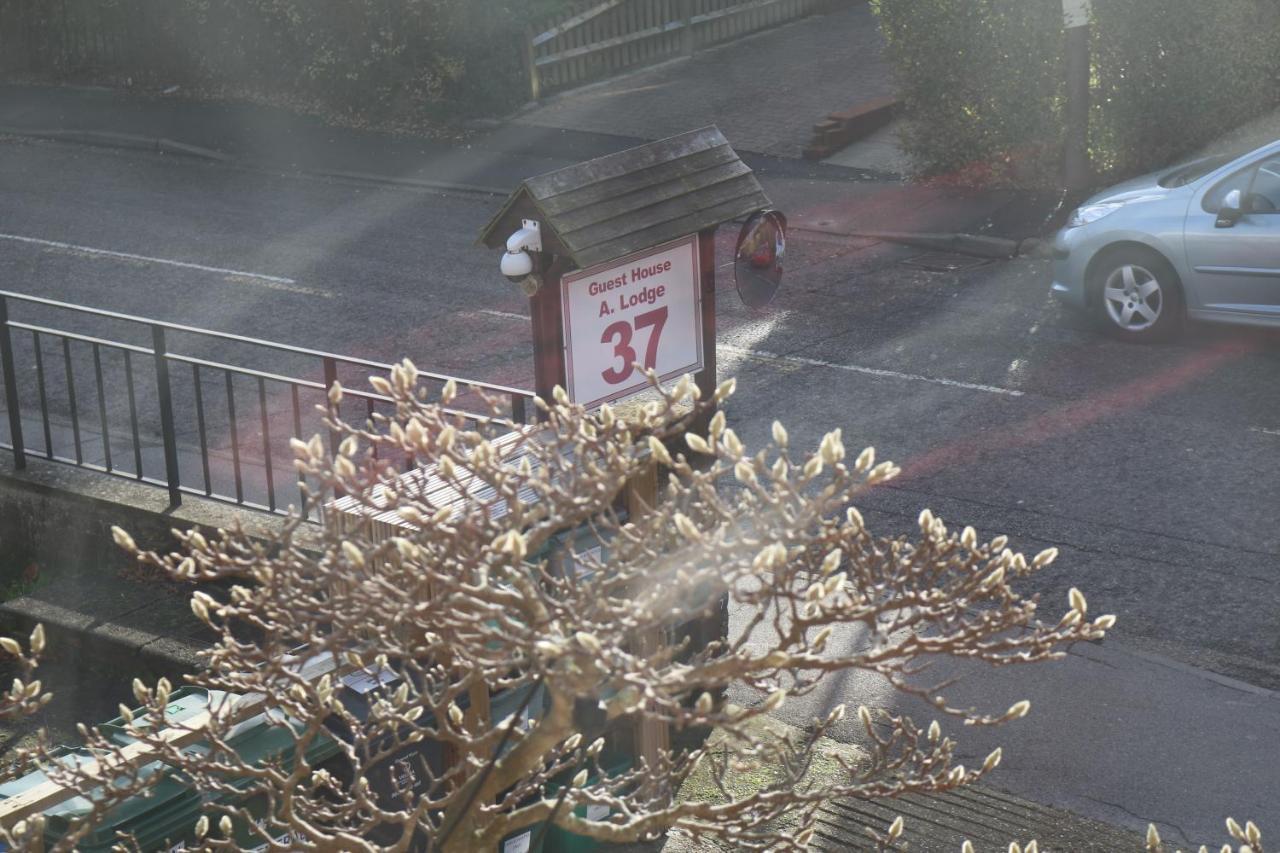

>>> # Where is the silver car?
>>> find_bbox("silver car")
[1051,140,1280,340]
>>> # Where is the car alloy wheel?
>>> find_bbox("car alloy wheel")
[1101,263,1163,332]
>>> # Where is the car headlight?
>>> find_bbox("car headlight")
[1066,202,1126,228]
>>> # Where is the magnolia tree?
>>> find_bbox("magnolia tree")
[0,363,1156,852]
[0,624,49,721]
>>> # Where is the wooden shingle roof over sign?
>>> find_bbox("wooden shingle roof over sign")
[478,126,771,269]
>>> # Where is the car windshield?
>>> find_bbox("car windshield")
[1158,152,1240,187]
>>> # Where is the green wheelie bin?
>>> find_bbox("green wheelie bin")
[541,753,634,853]
[0,686,340,851]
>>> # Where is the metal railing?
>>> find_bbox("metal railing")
[0,290,536,517]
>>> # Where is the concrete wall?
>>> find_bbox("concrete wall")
[0,455,311,687]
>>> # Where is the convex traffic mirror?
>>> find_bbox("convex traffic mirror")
[734,210,787,309]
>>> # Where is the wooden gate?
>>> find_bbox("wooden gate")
[525,0,840,99]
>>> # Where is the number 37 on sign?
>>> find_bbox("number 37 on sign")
[561,235,704,409]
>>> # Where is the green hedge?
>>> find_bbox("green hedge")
[871,0,1280,184]
[0,0,549,119]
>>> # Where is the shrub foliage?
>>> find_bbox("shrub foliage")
[872,0,1280,182]
[0,0,547,118]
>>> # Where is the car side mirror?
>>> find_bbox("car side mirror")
[1216,189,1244,228]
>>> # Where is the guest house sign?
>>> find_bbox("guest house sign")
[560,235,702,408]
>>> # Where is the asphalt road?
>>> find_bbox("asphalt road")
[4,137,1280,675]
[3,137,1280,839]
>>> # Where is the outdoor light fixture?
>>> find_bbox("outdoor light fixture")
[502,219,543,295]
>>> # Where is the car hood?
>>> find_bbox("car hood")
[1083,171,1173,206]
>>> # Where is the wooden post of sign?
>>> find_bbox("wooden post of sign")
[624,461,671,780]
[530,259,569,407]
[692,228,718,434]
[693,228,730,685]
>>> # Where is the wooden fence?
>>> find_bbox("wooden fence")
[526,0,842,99]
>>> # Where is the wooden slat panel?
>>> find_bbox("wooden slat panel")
[526,127,726,198]
[602,0,618,76]
[570,3,586,88]
[691,0,790,30]
[643,0,656,67]
[536,146,740,217]
[614,0,628,69]
[536,19,682,67]
[604,5,618,74]
[556,5,572,88]
[668,0,680,56]
[532,0,628,46]
[669,0,681,55]
[528,0,831,93]
[658,0,669,60]
[570,188,767,267]
[613,0,630,70]
[549,159,753,233]
[533,6,552,86]
[587,7,601,78]
[632,0,645,65]
[651,0,664,62]
[560,173,764,250]
[640,0,653,63]
[625,0,639,69]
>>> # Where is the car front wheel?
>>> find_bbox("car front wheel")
[1090,251,1182,342]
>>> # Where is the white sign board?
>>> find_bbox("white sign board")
[503,830,532,853]
[561,235,703,409]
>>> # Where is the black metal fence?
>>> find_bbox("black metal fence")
[0,290,535,517]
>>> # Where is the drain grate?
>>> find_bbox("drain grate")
[900,252,992,272]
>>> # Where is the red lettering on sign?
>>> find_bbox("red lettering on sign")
[615,284,665,311]
[588,272,630,296]
[635,306,667,372]
[600,321,635,385]
[598,306,669,386]
[631,259,672,282]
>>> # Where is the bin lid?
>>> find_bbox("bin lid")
[104,687,337,776]
[101,686,219,746]
[0,746,203,844]
[328,428,546,530]
[16,692,340,842]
